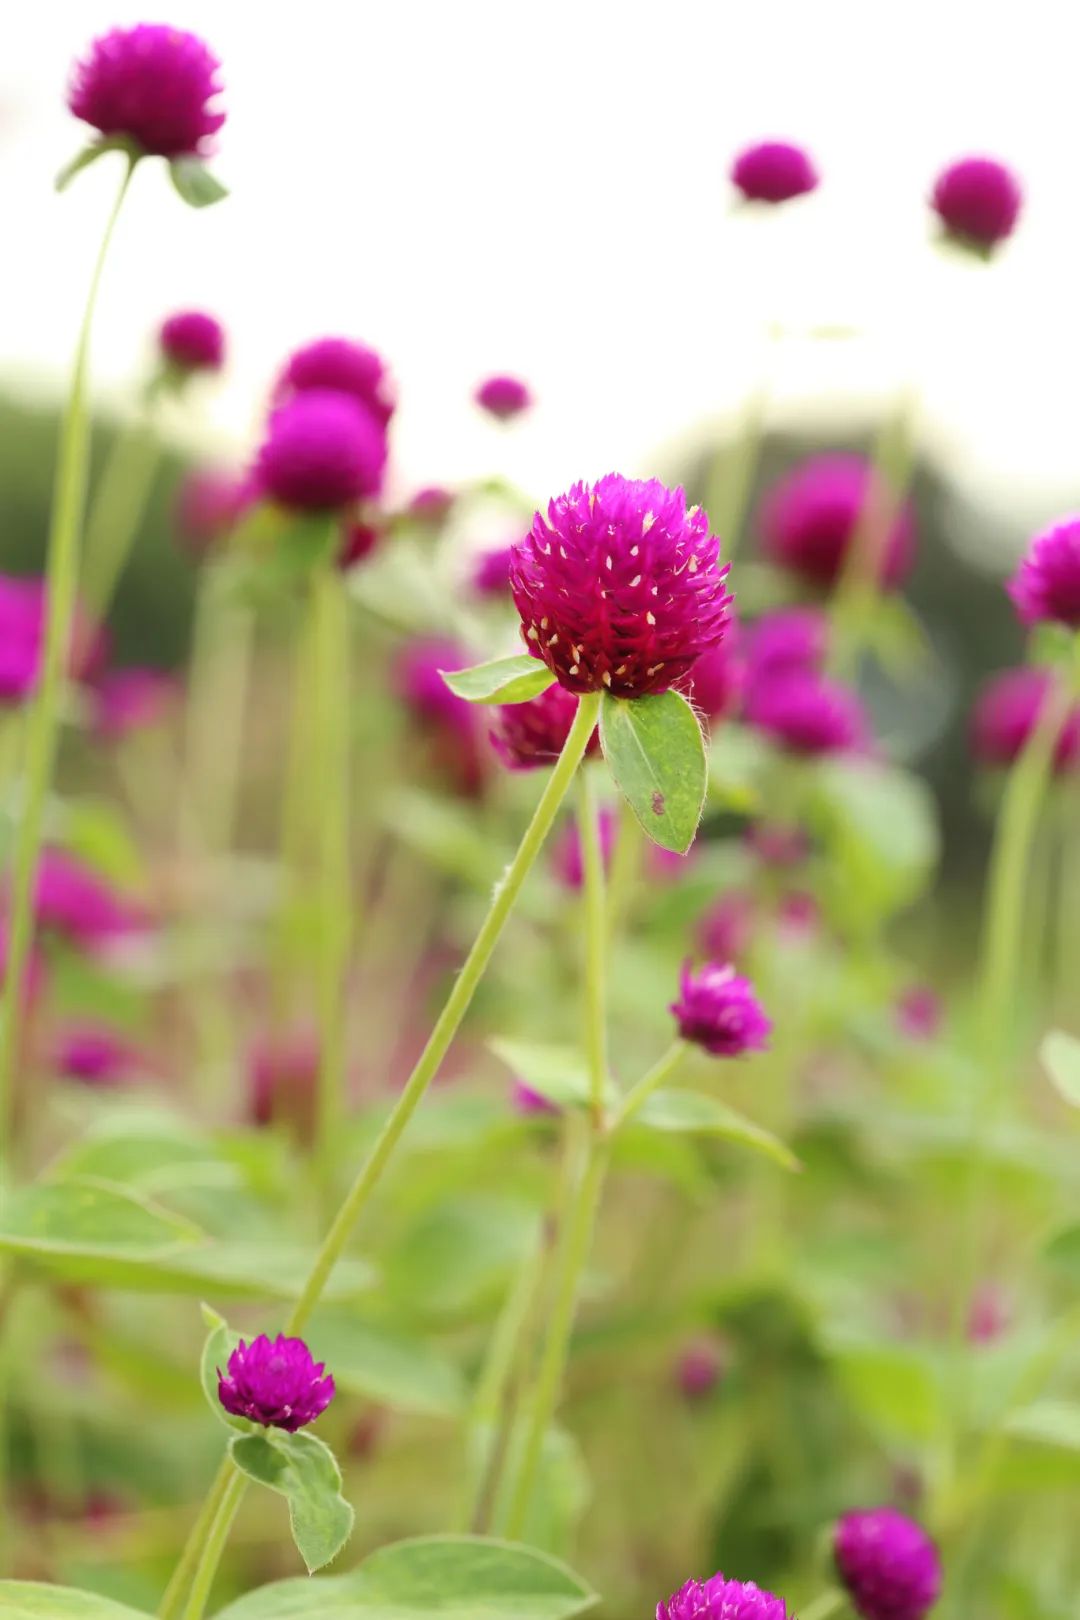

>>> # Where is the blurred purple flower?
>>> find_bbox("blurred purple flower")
[174,468,248,558]
[745,821,810,868]
[159,310,225,374]
[54,1023,145,1086]
[971,667,1080,775]
[679,629,745,722]
[967,1282,1011,1345]
[676,1336,727,1400]
[697,891,756,962]
[512,1079,560,1117]
[394,640,487,798]
[895,986,942,1042]
[18,849,145,952]
[471,544,516,598]
[489,686,598,771]
[761,455,915,590]
[254,390,387,512]
[407,486,455,524]
[1008,517,1080,629]
[931,156,1022,251]
[730,140,818,204]
[744,607,829,682]
[670,961,771,1057]
[91,668,178,741]
[0,576,104,704]
[551,806,617,890]
[68,24,225,158]
[747,672,867,755]
[249,1028,320,1144]
[475,374,532,420]
[834,1506,941,1620]
[276,337,396,427]
[338,520,383,572]
[218,1333,335,1432]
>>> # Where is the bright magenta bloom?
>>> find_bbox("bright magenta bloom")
[511,474,732,698]
[670,962,771,1057]
[55,1023,145,1086]
[92,668,177,740]
[218,1334,335,1432]
[276,337,396,427]
[489,686,598,771]
[1008,517,1080,628]
[731,140,818,204]
[971,667,1080,775]
[475,374,532,420]
[0,576,102,703]
[931,156,1022,250]
[747,672,866,755]
[761,455,914,589]
[657,1572,790,1619]
[834,1507,941,1620]
[68,25,225,158]
[255,391,387,512]
[159,310,225,373]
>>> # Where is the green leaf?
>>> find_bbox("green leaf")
[210,1534,597,1618]
[439,656,557,705]
[306,1310,466,1417]
[1040,1030,1080,1108]
[599,689,706,853]
[386,1196,540,1318]
[633,1089,798,1171]
[488,1038,592,1110]
[168,157,229,208]
[808,758,940,922]
[1003,1399,1080,1451]
[828,1340,943,1445]
[229,1430,354,1574]
[707,722,771,813]
[55,137,135,192]
[200,1306,246,1431]
[0,1587,150,1618]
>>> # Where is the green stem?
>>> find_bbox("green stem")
[82,414,161,617]
[799,1590,846,1620]
[156,1456,234,1620]
[615,1040,687,1126]
[270,608,318,1034]
[578,769,608,1124]
[178,1468,245,1620]
[0,154,135,1162]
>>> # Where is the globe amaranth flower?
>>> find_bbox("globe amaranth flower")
[471,543,516,598]
[91,668,178,741]
[68,25,225,159]
[761,455,915,590]
[159,310,225,374]
[1007,516,1080,628]
[475,374,532,420]
[551,805,617,890]
[971,667,1080,775]
[747,672,867,756]
[744,607,829,683]
[670,962,771,1057]
[174,468,249,558]
[511,474,732,698]
[254,390,387,512]
[55,1023,145,1086]
[676,1336,727,1400]
[731,140,818,204]
[249,1029,320,1145]
[834,1507,942,1620]
[489,685,599,771]
[931,156,1022,251]
[394,640,487,798]
[658,1572,790,1620]
[218,1333,335,1432]
[276,337,396,427]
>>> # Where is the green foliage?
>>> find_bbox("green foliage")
[808,756,940,924]
[305,1309,467,1416]
[229,1429,354,1573]
[440,655,557,704]
[599,689,707,853]
[1040,1030,1080,1108]
[0,1588,150,1618]
[168,157,229,208]
[54,138,136,192]
[631,1088,799,1171]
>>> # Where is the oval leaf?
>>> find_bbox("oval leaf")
[168,157,229,208]
[1041,1030,1080,1108]
[439,656,557,705]
[633,1088,798,1170]
[599,689,706,853]
[229,1431,354,1574]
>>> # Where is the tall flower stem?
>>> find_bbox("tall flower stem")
[578,768,607,1124]
[178,1469,245,1620]
[157,1461,235,1620]
[0,154,135,1161]
[81,413,161,618]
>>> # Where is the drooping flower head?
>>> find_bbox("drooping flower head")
[475,374,532,420]
[159,310,225,375]
[761,455,915,590]
[68,25,225,159]
[275,337,396,427]
[254,390,387,512]
[744,607,829,682]
[174,468,248,558]
[971,667,1080,775]
[218,1333,335,1432]
[1008,517,1080,628]
[747,672,867,756]
[394,640,486,798]
[551,806,617,890]
[55,1023,145,1086]
[834,1507,942,1620]
[676,1336,727,1400]
[489,686,598,771]
[249,1029,320,1144]
[731,140,818,204]
[670,962,771,1057]
[931,157,1022,252]
[657,1572,790,1620]
[471,543,516,598]
[511,474,732,698]
[91,668,178,741]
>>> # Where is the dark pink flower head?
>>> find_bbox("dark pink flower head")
[254,390,387,512]
[761,455,915,590]
[394,640,486,798]
[731,140,818,204]
[338,521,382,572]
[747,672,867,756]
[92,668,178,741]
[931,157,1022,251]
[159,310,225,374]
[670,962,771,1057]
[68,25,225,159]
[512,1079,560,1117]
[55,1023,144,1087]
[489,686,598,772]
[971,667,1080,775]
[551,805,617,890]
[698,891,756,962]
[276,337,396,427]
[408,486,455,525]
[680,633,745,722]
[512,474,732,699]
[475,374,532,420]
[834,1507,942,1620]
[25,849,145,951]
[657,1573,790,1620]
[249,1029,320,1145]
[745,607,829,682]
[218,1333,335,1432]
[895,986,942,1042]
[174,468,248,558]
[676,1336,727,1400]
[1008,517,1080,629]
[472,544,516,598]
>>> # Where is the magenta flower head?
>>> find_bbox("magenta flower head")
[0,578,103,704]
[276,337,396,427]
[551,806,617,890]
[25,849,145,951]
[472,543,516,599]
[745,607,829,682]
[931,156,1022,252]
[174,468,248,558]
[1008,517,1080,629]
[670,962,771,1057]
[747,672,867,756]
[218,1333,335,1432]
[761,455,915,590]
[657,1573,790,1620]
[971,667,1080,775]
[394,640,486,798]
[511,474,732,699]
[731,140,818,204]
[834,1507,942,1620]
[489,685,598,772]
[159,310,225,375]
[92,668,178,741]
[55,1023,144,1087]
[68,25,225,159]
[254,390,387,512]
[475,374,532,420]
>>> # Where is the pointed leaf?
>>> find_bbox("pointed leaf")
[600,689,706,853]
[633,1089,798,1170]
[55,137,134,192]
[199,1306,247,1431]
[168,158,229,208]
[229,1430,354,1573]
[440,656,557,705]
[0,1586,150,1618]
[1041,1030,1080,1108]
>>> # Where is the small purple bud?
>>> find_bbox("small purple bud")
[731,140,818,204]
[931,156,1022,252]
[159,310,225,374]
[475,374,532,420]
[676,1336,726,1400]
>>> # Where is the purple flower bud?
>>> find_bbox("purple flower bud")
[276,337,396,427]
[658,1572,791,1620]
[931,157,1022,252]
[676,1336,726,1400]
[394,640,487,798]
[489,686,598,772]
[967,1282,1011,1345]
[218,1333,335,1432]
[731,140,818,204]
[475,374,532,420]
[550,806,617,890]
[159,311,225,374]
[511,475,732,699]
[1008,517,1080,629]
[55,1023,145,1086]
[834,1507,941,1620]
[254,390,387,512]
[91,668,178,741]
[68,25,225,159]
[761,455,915,590]
[971,667,1080,775]
[747,673,867,756]
[895,986,941,1042]
[471,544,516,598]
[745,608,829,682]
[670,961,771,1057]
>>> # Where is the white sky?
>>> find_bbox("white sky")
[4,0,1080,538]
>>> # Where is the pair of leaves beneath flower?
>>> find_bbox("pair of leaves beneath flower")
[441,656,707,854]
[55,138,227,207]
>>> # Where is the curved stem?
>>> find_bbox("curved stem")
[156,1456,234,1620]
[0,154,135,1162]
[178,1468,245,1620]
[577,768,608,1124]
